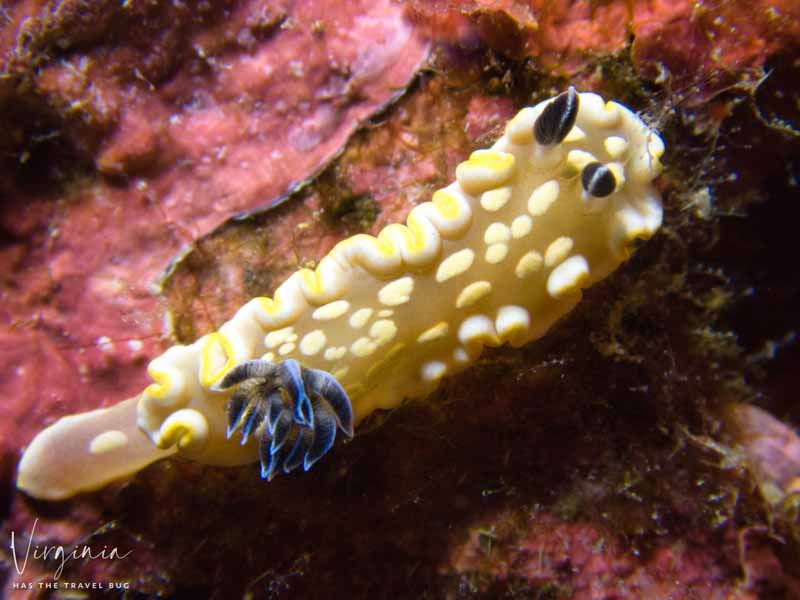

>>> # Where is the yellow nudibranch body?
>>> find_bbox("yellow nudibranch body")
[17,90,664,500]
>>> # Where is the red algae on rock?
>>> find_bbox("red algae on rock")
[406,0,629,72]
[631,0,800,105]
[407,0,800,124]
[723,402,800,513]
[446,511,776,599]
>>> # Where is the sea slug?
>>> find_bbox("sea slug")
[17,88,665,500]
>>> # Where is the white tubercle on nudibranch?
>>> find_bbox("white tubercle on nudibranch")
[17,88,665,500]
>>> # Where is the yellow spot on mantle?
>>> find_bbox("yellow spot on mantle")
[312,300,350,321]
[88,430,128,455]
[485,243,508,264]
[547,255,589,298]
[351,337,378,357]
[456,281,492,308]
[265,326,295,349]
[349,308,373,329]
[436,249,474,282]
[369,319,398,345]
[511,215,533,238]
[544,236,574,268]
[480,186,512,212]
[484,222,511,245]
[378,277,414,306]
[528,180,559,216]
[417,321,449,343]
[324,346,347,361]
[278,342,296,356]
[516,251,543,279]
[421,361,447,382]
[299,330,327,356]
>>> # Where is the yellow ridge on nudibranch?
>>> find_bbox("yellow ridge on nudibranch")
[200,332,237,387]
[16,89,665,500]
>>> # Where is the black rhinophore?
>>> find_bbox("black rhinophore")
[534,86,579,146]
[581,161,617,197]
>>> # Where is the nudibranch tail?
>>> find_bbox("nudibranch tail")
[17,89,665,500]
[16,396,175,501]
[219,359,354,480]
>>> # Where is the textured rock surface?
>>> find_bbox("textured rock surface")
[2,0,800,598]
[408,0,800,125]
[447,512,800,599]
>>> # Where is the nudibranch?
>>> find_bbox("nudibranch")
[17,88,665,500]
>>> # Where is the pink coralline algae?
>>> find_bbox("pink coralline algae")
[406,0,628,70]
[446,512,798,599]
[407,0,800,112]
[452,514,757,600]
[631,0,800,105]
[724,402,800,511]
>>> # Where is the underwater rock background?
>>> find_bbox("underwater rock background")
[1,0,799,598]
